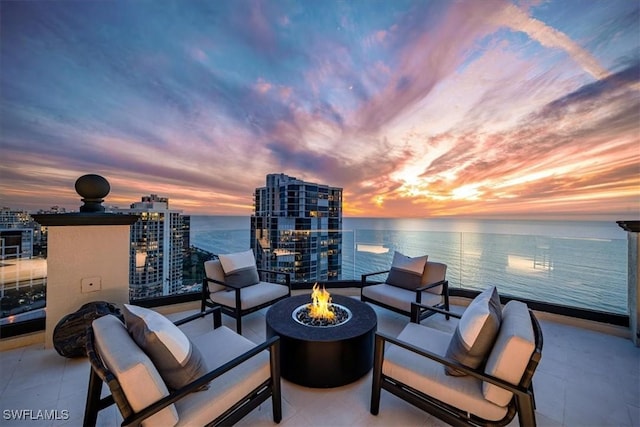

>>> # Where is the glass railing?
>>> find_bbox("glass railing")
[1,219,629,331]
[191,218,628,315]
[0,257,47,326]
[343,229,627,314]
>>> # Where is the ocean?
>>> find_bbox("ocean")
[190,216,628,314]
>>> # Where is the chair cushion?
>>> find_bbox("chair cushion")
[383,322,509,421]
[211,281,289,310]
[361,283,443,313]
[123,304,207,391]
[483,300,536,406]
[173,326,272,426]
[218,250,260,287]
[445,286,502,376]
[92,315,179,427]
[204,259,227,293]
[422,262,447,294]
[386,251,428,290]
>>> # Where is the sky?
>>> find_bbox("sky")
[1,0,639,220]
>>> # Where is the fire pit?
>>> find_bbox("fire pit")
[266,286,377,388]
[292,284,352,327]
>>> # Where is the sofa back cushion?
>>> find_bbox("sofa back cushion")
[123,304,207,391]
[92,315,179,427]
[483,300,536,406]
[445,286,502,376]
[386,251,428,290]
[218,250,260,287]
[204,259,227,293]
[422,261,447,294]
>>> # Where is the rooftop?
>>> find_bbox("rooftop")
[1,291,638,427]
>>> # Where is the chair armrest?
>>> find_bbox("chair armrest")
[173,307,221,327]
[415,279,448,293]
[204,276,228,288]
[121,335,281,427]
[361,270,390,286]
[410,301,461,323]
[205,270,291,290]
[257,268,291,288]
[375,331,530,398]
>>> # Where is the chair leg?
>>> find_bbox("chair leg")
[370,334,385,415]
[83,368,103,427]
[443,287,450,320]
[236,313,242,335]
[235,289,243,334]
[270,339,282,423]
[529,382,537,409]
[201,279,208,313]
[515,393,537,427]
[213,308,222,329]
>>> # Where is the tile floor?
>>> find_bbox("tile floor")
[1,298,639,427]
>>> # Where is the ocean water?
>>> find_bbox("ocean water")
[190,216,628,314]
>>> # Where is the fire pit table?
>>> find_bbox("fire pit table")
[266,293,377,388]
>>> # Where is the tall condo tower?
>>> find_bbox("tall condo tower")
[115,195,187,299]
[251,173,342,283]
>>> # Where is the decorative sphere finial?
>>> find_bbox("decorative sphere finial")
[75,174,110,212]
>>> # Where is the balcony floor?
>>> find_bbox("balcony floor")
[1,297,639,427]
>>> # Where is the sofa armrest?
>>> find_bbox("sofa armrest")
[374,331,529,398]
[121,335,281,427]
[410,302,461,323]
[361,270,390,286]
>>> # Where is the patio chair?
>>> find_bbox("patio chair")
[201,249,291,334]
[370,287,543,427]
[83,305,282,427]
[361,251,449,322]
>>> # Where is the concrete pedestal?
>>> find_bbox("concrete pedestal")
[34,213,137,349]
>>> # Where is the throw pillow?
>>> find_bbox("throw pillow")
[386,251,428,290]
[123,304,208,391]
[444,286,502,376]
[218,249,260,287]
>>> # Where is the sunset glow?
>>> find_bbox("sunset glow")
[1,0,638,219]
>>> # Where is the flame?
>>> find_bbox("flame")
[308,283,335,320]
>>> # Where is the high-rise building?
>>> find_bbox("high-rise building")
[0,207,39,260]
[251,173,342,283]
[114,195,186,299]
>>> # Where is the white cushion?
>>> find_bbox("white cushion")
[218,250,260,287]
[92,315,179,427]
[445,286,502,375]
[386,251,428,290]
[173,326,271,426]
[422,262,447,294]
[483,300,536,406]
[211,281,289,310]
[362,283,442,312]
[383,322,508,421]
[123,304,207,391]
[204,259,227,293]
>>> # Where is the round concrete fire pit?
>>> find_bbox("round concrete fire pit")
[266,294,377,388]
